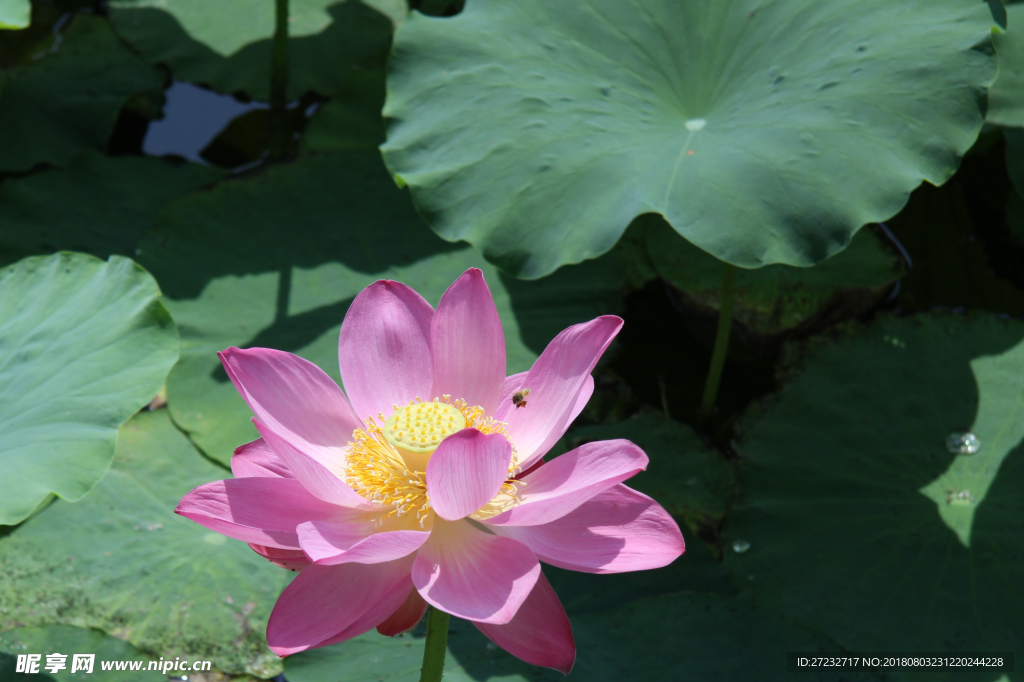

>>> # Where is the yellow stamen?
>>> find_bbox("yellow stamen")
[345,419,431,525]
[471,478,523,520]
[345,395,524,525]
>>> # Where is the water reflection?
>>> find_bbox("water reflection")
[143,80,264,164]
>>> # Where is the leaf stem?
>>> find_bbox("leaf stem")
[268,0,289,160]
[419,607,450,682]
[700,262,737,418]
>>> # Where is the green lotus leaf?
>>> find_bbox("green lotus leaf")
[0,626,150,681]
[565,409,734,524]
[300,71,386,153]
[108,0,405,100]
[0,0,29,30]
[286,592,881,682]
[0,15,164,172]
[988,4,1024,126]
[0,410,290,677]
[0,253,178,526]
[726,313,1024,669]
[382,0,996,278]
[135,150,629,464]
[0,152,224,269]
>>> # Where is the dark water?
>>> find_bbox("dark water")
[143,81,265,164]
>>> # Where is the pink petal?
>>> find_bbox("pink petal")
[248,543,311,571]
[219,348,363,465]
[426,429,513,521]
[494,317,622,468]
[297,520,430,565]
[376,587,428,636]
[314,575,415,648]
[412,519,539,624]
[498,372,593,427]
[175,478,344,549]
[430,268,505,415]
[498,371,528,404]
[338,280,435,421]
[267,556,415,656]
[570,374,595,424]
[491,484,685,574]
[254,419,373,509]
[231,438,292,479]
[474,572,574,674]
[485,439,647,527]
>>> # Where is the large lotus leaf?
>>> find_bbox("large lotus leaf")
[0,410,290,677]
[0,253,178,526]
[0,152,224,269]
[287,592,881,682]
[726,314,1024,674]
[0,15,165,172]
[989,5,1024,126]
[135,151,629,464]
[0,626,150,682]
[108,0,405,101]
[566,593,883,682]
[629,215,902,337]
[300,71,386,153]
[382,0,995,278]
[0,0,28,30]
[565,409,734,525]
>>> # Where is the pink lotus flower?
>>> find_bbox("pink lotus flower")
[176,268,685,673]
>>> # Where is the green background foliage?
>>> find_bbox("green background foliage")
[3,0,1024,680]
[0,411,289,676]
[0,625,151,681]
[990,4,1024,126]
[619,214,904,338]
[0,0,29,30]
[0,15,164,172]
[108,0,405,100]
[727,315,1024,676]
[134,149,627,463]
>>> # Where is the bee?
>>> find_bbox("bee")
[511,388,532,410]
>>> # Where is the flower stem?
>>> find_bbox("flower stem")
[268,0,289,160]
[418,607,450,682]
[700,262,737,418]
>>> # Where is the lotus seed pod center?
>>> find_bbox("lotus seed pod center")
[383,400,467,453]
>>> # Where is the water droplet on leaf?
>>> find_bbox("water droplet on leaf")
[945,432,980,455]
[946,489,974,506]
